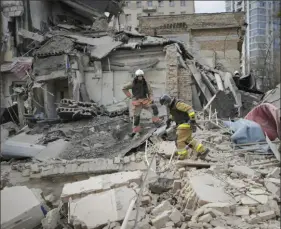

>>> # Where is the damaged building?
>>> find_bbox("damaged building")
[1,2,281,229]
[138,12,247,74]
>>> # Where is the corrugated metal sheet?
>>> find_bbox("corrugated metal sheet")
[66,35,122,59]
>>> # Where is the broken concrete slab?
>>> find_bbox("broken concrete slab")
[1,140,46,159]
[248,211,276,224]
[149,177,174,194]
[61,171,142,202]
[198,213,213,223]
[188,174,235,206]
[41,208,60,229]
[169,208,183,224]
[230,165,259,177]
[264,178,280,197]
[151,210,171,229]
[69,187,137,229]
[241,193,269,206]
[1,186,45,229]
[226,177,245,189]
[35,139,70,161]
[172,180,181,193]
[267,167,280,179]
[152,201,173,216]
[235,206,250,216]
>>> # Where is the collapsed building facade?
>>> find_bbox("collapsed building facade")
[1,2,281,229]
[138,12,247,74]
[1,0,251,125]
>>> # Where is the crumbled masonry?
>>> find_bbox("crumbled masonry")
[1,121,280,229]
[1,2,280,228]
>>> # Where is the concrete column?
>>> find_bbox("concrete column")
[43,81,57,119]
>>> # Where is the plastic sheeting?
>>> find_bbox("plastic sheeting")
[223,119,266,144]
[245,103,280,141]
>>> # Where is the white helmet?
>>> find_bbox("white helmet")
[135,69,144,76]
[234,71,240,76]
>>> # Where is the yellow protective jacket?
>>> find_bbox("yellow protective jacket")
[167,99,195,126]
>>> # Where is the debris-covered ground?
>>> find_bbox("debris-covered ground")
[1,116,280,229]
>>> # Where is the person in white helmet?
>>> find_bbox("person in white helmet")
[122,69,161,138]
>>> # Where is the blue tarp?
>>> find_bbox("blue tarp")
[223,119,266,144]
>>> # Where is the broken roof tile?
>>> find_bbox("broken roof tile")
[34,36,74,57]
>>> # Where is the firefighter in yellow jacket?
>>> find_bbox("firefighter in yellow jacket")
[123,69,162,137]
[159,94,210,159]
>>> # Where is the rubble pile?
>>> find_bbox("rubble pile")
[1,125,280,229]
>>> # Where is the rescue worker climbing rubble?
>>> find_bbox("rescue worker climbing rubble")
[122,69,162,138]
[159,94,210,160]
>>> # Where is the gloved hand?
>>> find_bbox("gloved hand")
[166,119,171,130]
[190,120,197,133]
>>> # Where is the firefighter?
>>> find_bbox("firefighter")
[159,94,210,160]
[122,69,162,138]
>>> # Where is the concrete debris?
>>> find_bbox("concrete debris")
[187,174,235,206]
[151,201,173,216]
[1,186,45,229]
[267,167,280,178]
[69,187,138,229]
[149,178,174,194]
[61,171,142,202]
[41,208,60,229]
[169,208,184,224]
[57,99,106,121]
[1,88,280,229]
[4,2,281,229]
[230,165,260,178]
[151,210,171,229]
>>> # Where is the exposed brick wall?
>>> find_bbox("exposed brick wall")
[196,40,238,52]
[165,44,178,98]
[178,67,193,105]
[164,44,193,103]
[191,28,237,37]
[1,1,24,17]
[139,12,245,36]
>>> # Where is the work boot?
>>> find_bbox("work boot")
[199,148,210,160]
